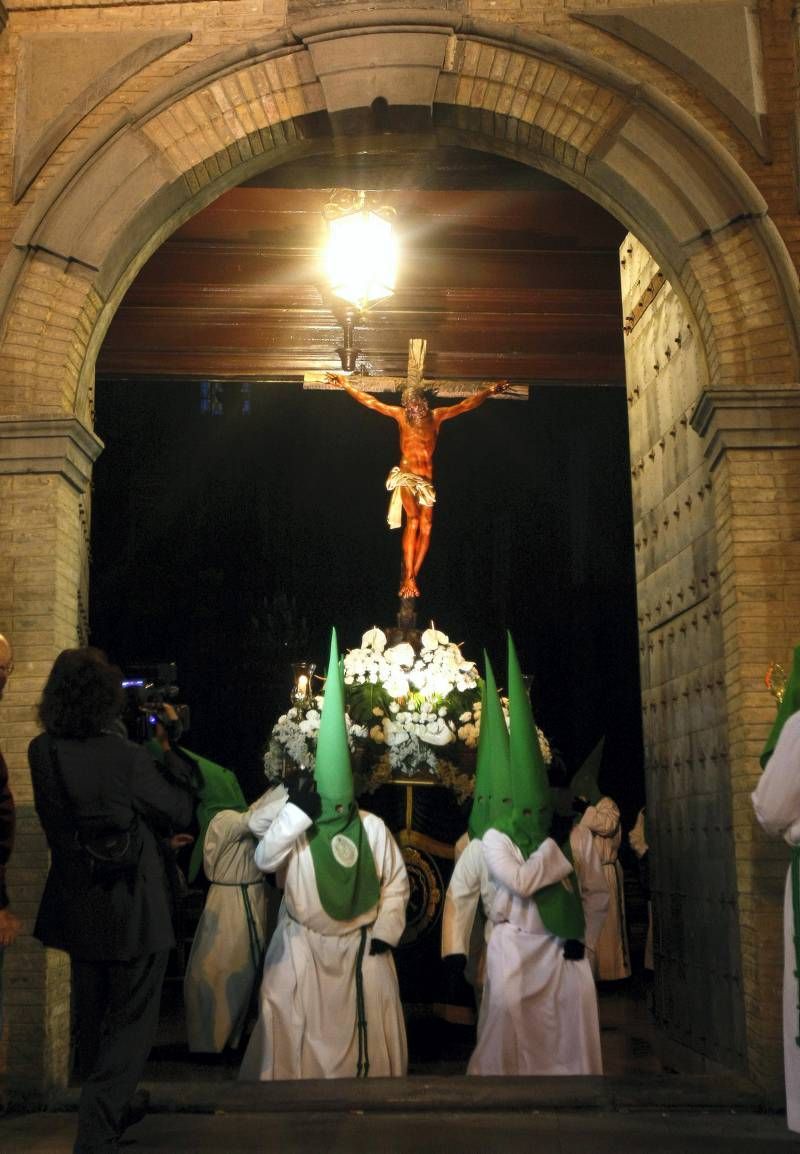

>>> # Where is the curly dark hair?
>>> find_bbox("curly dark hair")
[38,647,124,739]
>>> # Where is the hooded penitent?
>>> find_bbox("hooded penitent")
[492,632,584,941]
[184,751,248,884]
[468,651,510,841]
[758,643,800,1050]
[309,629,380,921]
[569,737,605,807]
[760,645,800,768]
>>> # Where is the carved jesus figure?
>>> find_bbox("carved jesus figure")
[328,339,508,599]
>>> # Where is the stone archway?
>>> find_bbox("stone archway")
[1,9,798,1101]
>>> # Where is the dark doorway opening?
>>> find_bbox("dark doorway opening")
[89,373,647,1072]
[91,375,642,805]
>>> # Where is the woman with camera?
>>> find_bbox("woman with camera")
[28,647,195,1154]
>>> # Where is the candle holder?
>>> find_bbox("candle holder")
[290,661,317,710]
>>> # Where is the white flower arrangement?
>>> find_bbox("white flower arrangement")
[264,626,551,787]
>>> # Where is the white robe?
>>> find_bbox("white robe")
[239,802,409,1081]
[569,823,611,974]
[751,711,800,1133]
[579,796,631,980]
[467,830,603,1076]
[441,836,498,992]
[442,825,608,986]
[184,786,286,1052]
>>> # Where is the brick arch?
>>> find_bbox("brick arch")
[0,10,797,424]
[2,10,798,1102]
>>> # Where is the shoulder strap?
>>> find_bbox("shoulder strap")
[47,740,75,810]
[41,739,87,858]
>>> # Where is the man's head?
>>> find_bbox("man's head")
[402,389,431,423]
[0,634,12,702]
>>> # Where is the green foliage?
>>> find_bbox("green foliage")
[345,679,392,726]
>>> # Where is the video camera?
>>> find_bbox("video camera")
[121,661,191,744]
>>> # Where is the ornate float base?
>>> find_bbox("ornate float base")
[363,776,480,1029]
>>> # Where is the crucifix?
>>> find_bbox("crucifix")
[311,338,523,605]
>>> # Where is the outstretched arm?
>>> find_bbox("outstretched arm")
[434,380,509,425]
[327,372,400,420]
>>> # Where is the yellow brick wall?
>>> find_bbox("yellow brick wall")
[0,467,94,1094]
[0,0,797,1099]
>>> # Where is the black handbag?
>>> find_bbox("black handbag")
[78,824,142,882]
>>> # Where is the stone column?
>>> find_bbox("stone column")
[691,384,800,1092]
[0,415,102,1103]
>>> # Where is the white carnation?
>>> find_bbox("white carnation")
[384,671,410,699]
[422,718,455,747]
[385,642,415,670]
[383,719,411,748]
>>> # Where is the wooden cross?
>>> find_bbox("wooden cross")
[302,336,529,399]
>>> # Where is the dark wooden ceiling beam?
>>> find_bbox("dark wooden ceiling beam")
[114,289,620,316]
[98,159,628,387]
[104,290,623,318]
[98,350,624,382]
[132,248,621,291]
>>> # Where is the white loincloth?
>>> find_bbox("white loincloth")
[385,467,436,529]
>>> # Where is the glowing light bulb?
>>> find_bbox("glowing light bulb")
[325,208,398,311]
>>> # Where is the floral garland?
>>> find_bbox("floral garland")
[264,625,551,792]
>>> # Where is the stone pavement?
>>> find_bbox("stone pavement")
[4,984,794,1152]
[1,1076,797,1153]
[0,1103,797,1153]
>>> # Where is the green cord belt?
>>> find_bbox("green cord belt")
[792,846,800,1048]
[210,879,264,885]
[240,884,265,974]
[355,926,370,1078]
[207,880,266,972]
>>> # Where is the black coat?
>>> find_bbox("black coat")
[29,731,194,961]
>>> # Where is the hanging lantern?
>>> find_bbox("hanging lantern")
[323,190,398,312]
[290,661,317,710]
